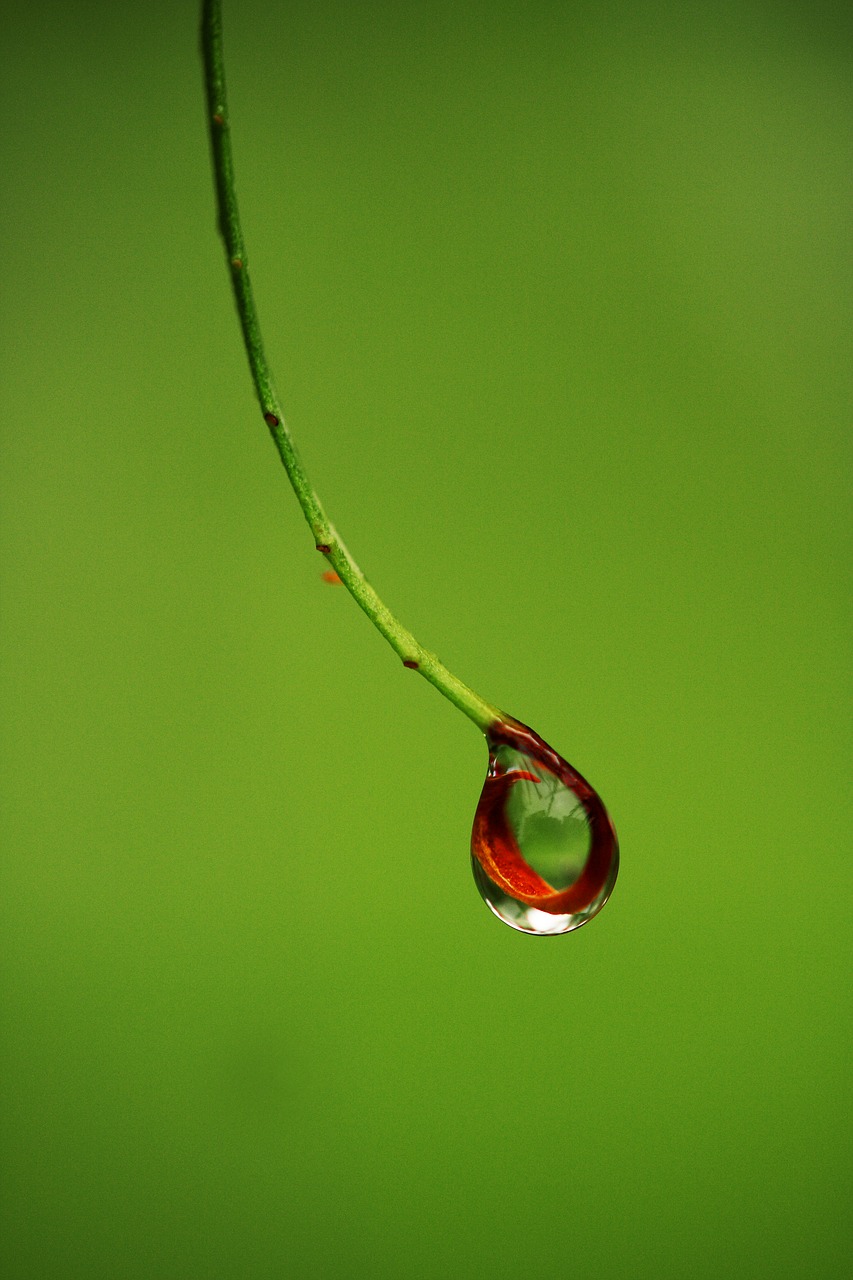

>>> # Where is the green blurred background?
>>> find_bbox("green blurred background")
[1,1,850,1276]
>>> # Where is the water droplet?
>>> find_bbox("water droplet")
[471,719,618,935]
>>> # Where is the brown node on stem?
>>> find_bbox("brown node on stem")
[402,659,420,670]
[212,112,225,126]
[231,257,243,270]
[264,412,279,427]
[315,543,331,554]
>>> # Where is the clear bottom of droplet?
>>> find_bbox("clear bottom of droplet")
[471,851,619,936]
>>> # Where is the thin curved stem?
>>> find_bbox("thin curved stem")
[201,0,503,734]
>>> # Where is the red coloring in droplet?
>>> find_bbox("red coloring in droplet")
[321,569,342,585]
[472,718,617,917]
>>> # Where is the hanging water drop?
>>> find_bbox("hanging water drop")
[471,719,618,935]
[202,6,623,940]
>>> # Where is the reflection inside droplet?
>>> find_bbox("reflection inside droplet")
[471,719,619,935]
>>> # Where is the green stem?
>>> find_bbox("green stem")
[201,0,503,734]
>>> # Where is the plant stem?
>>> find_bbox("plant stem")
[201,0,503,734]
